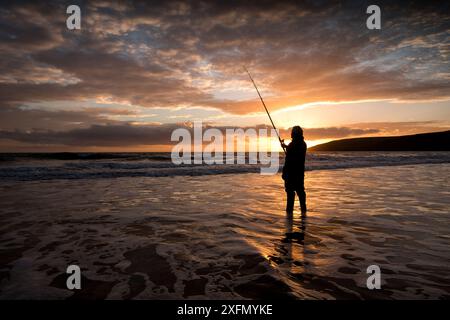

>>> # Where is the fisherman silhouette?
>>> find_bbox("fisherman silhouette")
[281,126,307,214]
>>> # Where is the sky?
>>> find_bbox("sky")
[0,0,449,152]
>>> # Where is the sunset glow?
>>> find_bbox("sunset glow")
[0,1,448,151]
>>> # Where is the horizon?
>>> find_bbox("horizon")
[0,1,449,152]
[0,128,448,153]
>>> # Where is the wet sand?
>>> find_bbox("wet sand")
[0,163,449,299]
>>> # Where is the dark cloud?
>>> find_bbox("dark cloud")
[0,123,178,147]
[348,121,450,136]
[0,122,380,147]
[2,117,449,149]
[0,0,448,116]
[298,127,379,140]
[0,104,127,131]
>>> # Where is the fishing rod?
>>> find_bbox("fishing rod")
[244,66,286,154]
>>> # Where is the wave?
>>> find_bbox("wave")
[0,152,173,162]
[0,151,449,181]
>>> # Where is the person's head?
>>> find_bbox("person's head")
[291,126,303,140]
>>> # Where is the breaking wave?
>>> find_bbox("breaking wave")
[0,151,449,181]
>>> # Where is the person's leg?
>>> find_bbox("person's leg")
[286,186,295,214]
[298,188,307,214]
[297,176,307,214]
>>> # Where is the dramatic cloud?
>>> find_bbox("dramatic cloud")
[2,118,448,150]
[291,127,379,140]
[347,121,450,136]
[0,104,127,131]
[0,1,449,114]
[0,123,177,147]
[0,122,404,147]
[0,1,448,151]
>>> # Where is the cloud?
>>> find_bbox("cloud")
[347,121,450,136]
[0,104,126,131]
[0,123,179,147]
[301,127,379,140]
[0,122,424,147]
[0,0,448,117]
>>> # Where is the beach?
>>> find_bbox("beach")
[0,157,449,299]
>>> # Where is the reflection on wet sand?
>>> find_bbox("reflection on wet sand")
[269,213,307,273]
[0,164,449,299]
